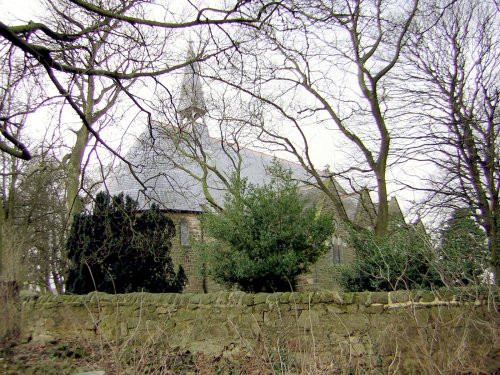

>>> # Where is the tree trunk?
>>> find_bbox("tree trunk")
[374,171,389,237]
[66,124,90,226]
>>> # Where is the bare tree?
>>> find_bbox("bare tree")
[38,0,138,221]
[0,39,49,284]
[0,0,286,227]
[202,0,421,236]
[0,1,288,295]
[0,78,67,294]
[16,151,68,293]
[0,0,278,160]
[405,0,499,283]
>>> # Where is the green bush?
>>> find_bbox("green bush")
[200,162,334,292]
[66,192,185,294]
[438,208,488,285]
[337,226,442,292]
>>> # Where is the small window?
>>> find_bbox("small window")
[180,219,190,248]
[330,236,343,264]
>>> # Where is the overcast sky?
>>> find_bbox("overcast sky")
[0,0,41,22]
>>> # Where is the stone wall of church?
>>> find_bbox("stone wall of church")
[298,222,356,291]
[168,212,222,293]
[169,212,234,293]
[167,212,358,293]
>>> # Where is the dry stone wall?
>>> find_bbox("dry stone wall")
[21,289,498,372]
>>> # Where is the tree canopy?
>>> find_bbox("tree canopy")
[338,225,442,292]
[200,162,334,292]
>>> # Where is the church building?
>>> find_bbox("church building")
[105,44,405,292]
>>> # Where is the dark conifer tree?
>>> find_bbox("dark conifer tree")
[66,192,185,294]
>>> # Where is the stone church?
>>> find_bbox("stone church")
[106,45,406,292]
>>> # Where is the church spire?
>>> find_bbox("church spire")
[178,41,207,122]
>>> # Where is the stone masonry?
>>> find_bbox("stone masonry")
[21,289,499,373]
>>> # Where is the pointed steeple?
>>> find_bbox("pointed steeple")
[178,41,207,122]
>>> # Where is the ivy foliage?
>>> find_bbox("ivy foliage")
[338,225,442,292]
[66,192,185,294]
[200,162,334,292]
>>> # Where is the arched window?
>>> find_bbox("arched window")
[329,236,343,264]
[179,219,190,248]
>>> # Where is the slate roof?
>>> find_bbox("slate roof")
[105,121,318,213]
[105,42,367,218]
[104,121,390,232]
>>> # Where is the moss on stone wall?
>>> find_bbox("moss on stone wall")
[20,289,499,373]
